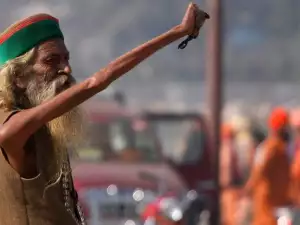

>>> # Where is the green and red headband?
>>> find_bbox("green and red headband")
[0,14,64,66]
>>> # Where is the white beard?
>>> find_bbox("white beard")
[26,76,85,155]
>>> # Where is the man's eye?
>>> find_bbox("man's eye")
[45,58,53,63]
[44,57,58,64]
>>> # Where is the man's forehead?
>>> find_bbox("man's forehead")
[37,38,68,54]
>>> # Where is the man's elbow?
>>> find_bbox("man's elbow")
[1,111,38,147]
[0,126,23,152]
[0,128,8,148]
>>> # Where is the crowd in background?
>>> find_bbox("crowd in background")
[219,106,300,225]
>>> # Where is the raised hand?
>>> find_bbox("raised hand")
[179,2,210,38]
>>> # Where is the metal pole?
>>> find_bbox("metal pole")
[205,0,223,224]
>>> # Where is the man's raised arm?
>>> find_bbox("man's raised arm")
[0,3,209,150]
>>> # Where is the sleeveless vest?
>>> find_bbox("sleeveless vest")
[0,109,86,225]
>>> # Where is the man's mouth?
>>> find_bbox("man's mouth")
[54,76,72,93]
[63,79,72,88]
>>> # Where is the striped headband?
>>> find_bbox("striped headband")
[0,13,64,66]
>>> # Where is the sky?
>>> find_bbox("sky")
[1,0,300,111]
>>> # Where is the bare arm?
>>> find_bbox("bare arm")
[4,26,185,147]
[0,3,208,153]
[34,25,186,123]
[244,144,273,194]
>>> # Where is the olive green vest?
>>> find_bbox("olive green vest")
[0,109,85,225]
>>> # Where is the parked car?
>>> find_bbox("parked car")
[139,111,217,224]
[72,101,189,225]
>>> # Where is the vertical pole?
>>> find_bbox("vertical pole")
[205,0,223,224]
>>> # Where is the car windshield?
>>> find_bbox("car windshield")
[77,117,162,163]
[147,117,205,165]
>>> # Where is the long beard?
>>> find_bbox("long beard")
[25,75,85,156]
[48,107,84,151]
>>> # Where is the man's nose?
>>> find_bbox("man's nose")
[59,63,72,75]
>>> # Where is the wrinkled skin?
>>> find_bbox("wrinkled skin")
[7,39,83,178]
[22,39,75,106]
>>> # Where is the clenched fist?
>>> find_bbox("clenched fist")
[179,3,210,38]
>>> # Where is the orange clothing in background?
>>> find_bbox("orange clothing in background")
[245,137,291,225]
[291,144,300,204]
[220,124,239,225]
[221,188,239,225]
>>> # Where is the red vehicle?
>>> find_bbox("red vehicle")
[72,101,189,225]
[139,111,217,224]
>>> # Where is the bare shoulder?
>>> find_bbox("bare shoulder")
[0,109,38,150]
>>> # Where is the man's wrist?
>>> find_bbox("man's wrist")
[170,25,187,38]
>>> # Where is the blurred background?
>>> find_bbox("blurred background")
[2,0,300,110]
[1,0,300,225]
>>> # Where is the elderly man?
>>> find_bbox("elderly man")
[0,3,209,225]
